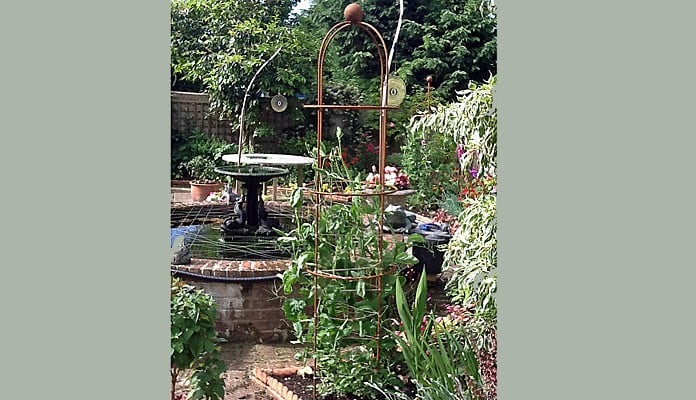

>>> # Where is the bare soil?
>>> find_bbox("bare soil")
[274,371,417,400]
[220,342,305,399]
[174,342,415,400]
[174,342,304,400]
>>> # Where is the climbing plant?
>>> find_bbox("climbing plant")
[278,138,423,398]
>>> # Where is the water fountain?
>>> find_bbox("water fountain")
[170,164,296,343]
[214,164,290,235]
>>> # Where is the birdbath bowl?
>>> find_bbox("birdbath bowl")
[214,165,290,227]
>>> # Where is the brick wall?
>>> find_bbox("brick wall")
[173,258,292,343]
[179,277,290,343]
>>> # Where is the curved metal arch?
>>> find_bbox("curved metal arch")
[314,20,391,193]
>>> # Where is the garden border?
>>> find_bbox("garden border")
[251,366,303,400]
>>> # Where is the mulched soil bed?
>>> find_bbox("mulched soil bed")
[266,370,416,400]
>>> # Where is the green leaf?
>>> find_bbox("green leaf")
[394,276,412,334]
[290,187,303,209]
[394,251,418,266]
[356,280,366,298]
[413,270,428,326]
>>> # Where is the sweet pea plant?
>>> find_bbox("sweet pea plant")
[278,134,423,398]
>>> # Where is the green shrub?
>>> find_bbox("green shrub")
[444,194,497,321]
[171,129,236,180]
[393,271,482,397]
[402,75,497,212]
[170,278,225,400]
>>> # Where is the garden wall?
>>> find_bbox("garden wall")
[174,258,453,344]
[173,259,292,343]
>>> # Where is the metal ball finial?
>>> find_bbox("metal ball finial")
[344,3,364,23]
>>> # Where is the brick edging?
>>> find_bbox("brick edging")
[171,258,291,278]
[251,367,303,400]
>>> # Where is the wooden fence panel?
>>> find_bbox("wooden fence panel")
[171,91,305,149]
[171,91,235,143]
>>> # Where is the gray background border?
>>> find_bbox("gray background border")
[2,1,170,398]
[2,1,695,398]
[498,1,696,398]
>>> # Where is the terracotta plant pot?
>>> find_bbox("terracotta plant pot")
[190,182,223,202]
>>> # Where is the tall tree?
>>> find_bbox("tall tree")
[171,0,317,145]
[399,0,496,96]
[297,0,496,100]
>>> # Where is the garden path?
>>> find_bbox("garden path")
[220,342,303,400]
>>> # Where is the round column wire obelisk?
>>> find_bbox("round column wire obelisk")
[302,3,401,399]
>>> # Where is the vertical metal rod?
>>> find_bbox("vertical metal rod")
[236,46,283,165]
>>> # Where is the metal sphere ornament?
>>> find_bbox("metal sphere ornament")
[344,3,364,23]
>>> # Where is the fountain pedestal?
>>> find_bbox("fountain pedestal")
[214,165,290,232]
[222,153,314,200]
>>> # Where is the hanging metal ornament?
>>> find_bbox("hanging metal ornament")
[386,76,406,107]
[270,94,288,112]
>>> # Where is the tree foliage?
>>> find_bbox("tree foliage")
[171,0,317,125]
[398,0,496,97]
[299,0,496,100]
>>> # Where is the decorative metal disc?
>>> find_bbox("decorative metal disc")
[387,76,407,107]
[271,94,288,112]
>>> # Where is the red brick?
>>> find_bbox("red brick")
[268,377,278,391]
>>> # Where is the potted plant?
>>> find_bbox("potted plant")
[173,129,236,202]
[183,155,225,202]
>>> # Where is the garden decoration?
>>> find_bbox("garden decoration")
[171,240,192,265]
[235,45,283,163]
[296,4,416,398]
[222,153,314,201]
[386,75,407,107]
[270,94,288,112]
[204,45,305,247]
[213,164,289,234]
